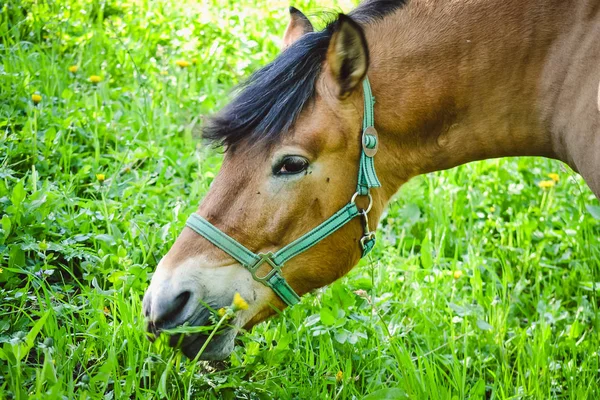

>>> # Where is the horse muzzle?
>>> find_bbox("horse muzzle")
[142,257,257,360]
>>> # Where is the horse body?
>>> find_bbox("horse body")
[143,0,600,360]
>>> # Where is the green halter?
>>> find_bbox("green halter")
[185,78,381,307]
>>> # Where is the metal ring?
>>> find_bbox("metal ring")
[350,192,373,213]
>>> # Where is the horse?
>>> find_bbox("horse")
[143,0,600,360]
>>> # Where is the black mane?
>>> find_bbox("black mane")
[202,0,407,148]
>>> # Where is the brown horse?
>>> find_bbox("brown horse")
[143,0,600,360]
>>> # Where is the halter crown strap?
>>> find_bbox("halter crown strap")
[185,77,380,307]
[357,78,381,196]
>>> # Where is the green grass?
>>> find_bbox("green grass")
[1,0,600,398]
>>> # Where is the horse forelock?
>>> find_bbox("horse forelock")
[202,28,332,149]
[201,0,408,149]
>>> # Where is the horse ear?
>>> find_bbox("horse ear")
[326,14,369,99]
[282,7,314,50]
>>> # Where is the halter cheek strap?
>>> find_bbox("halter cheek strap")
[185,78,381,307]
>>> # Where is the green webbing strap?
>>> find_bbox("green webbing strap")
[271,203,360,265]
[185,77,380,308]
[267,273,301,306]
[185,214,260,268]
[357,78,381,196]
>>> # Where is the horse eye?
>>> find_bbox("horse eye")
[274,156,309,176]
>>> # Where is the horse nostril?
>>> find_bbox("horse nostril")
[172,291,192,315]
[153,290,192,326]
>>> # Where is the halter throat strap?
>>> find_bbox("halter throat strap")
[185,78,380,307]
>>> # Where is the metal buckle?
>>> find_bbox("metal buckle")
[359,209,373,236]
[359,209,376,250]
[362,126,379,157]
[248,252,282,284]
[360,232,376,250]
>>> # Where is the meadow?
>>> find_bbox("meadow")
[1,0,600,398]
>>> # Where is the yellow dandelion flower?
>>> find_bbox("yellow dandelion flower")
[31,94,42,104]
[336,371,343,383]
[538,180,555,189]
[68,65,79,73]
[103,306,110,315]
[453,270,463,280]
[175,59,191,68]
[192,57,198,65]
[96,173,106,182]
[217,308,227,317]
[547,173,560,182]
[0,267,3,274]
[232,292,249,311]
[89,75,102,84]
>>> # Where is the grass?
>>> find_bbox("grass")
[1,0,600,398]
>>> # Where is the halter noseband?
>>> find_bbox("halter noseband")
[185,78,381,307]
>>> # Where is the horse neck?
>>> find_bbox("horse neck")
[363,0,576,199]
